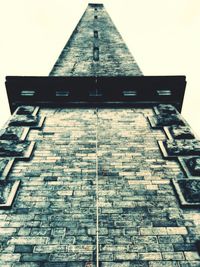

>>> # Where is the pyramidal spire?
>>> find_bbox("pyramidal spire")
[50,3,143,76]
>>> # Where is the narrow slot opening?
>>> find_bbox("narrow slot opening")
[123,90,137,97]
[21,90,35,97]
[157,90,172,96]
[93,47,99,61]
[56,90,69,97]
[89,89,102,97]
[94,31,98,38]
[94,15,98,19]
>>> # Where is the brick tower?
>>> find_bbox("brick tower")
[1,3,200,266]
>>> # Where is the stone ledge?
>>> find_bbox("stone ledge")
[0,180,20,209]
[8,115,45,129]
[0,140,35,159]
[178,157,200,177]
[158,140,200,159]
[153,104,178,115]
[148,115,185,129]
[0,127,29,141]
[14,106,39,116]
[172,179,200,207]
[0,158,15,181]
[164,126,195,140]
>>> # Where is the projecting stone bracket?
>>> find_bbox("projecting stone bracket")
[0,140,35,159]
[0,180,20,209]
[158,140,200,159]
[178,157,200,177]
[153,104,178,115]
[8,115,45,129]
[148,115,185,129]
[172,179,200,207]
[0,127,29,141]
[163,126,195,140]
[14,106,40,116]
[0,158,15,181]
[148,104,186,129]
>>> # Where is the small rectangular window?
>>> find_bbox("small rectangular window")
[56,90,69,97]
[123,90,137,97]
[157,90,172,96]
[89,90,102,97]
[94,31,98,38]
[21,90,35,97]
[93,47,99,61]
[94,15,98,19]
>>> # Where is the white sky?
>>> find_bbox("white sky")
[0,0,200,135]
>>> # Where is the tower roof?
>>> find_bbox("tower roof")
[50,3,143,77]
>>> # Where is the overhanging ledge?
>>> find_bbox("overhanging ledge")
[6,76,186,113]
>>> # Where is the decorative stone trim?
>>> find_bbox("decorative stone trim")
[32,116,45,129]
[13,106,39,116]
[8,115,45,129]
[0,127,29,141]
[153,104,178,115]
[163,126,195,140]
[0,180,20,209]
[158,140,200,159]
[172,179,200,207]
[178,157,200,177]
[0,158,15,181]
[0,140,35,159]
[148,114,185,129]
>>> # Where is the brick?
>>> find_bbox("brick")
[149,262,179,267]
[138,252,162,260]
[9,237,49,245]
[14,245,33,253]
[0,253,20,261]
[162,252,185,260]
[166,227,188,235]
[114,252,138,260]
[184,252,200,261]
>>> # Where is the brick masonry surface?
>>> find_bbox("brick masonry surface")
[0,107,200,266]
[50,4,142,76]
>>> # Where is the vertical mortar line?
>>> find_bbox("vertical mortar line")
[95,107,99,267]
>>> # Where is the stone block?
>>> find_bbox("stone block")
[148,113,184,128]
[0,127,29,141]
[158,140,200,158]
[8,114,45,129]
[0,158,14,180]
[0,180,20,208]
[156,114,184,127]
[0,140,35,158]
[172,179,200,207]
[9,115,39,126]
[185,157,200,176]
[15,106,38,115]
[165,126,195,140]
[154,104,178,115]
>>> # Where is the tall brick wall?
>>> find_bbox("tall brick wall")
[0,107,200,266]
[1,3,200,267]
[50,4,142,77]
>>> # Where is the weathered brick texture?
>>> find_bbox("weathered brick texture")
[0,108,200,266]
[1,3,199,267]
[50,4,142,76]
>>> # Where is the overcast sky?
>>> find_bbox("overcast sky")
[0,0,200,135]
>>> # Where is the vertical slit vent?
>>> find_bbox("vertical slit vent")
[94,31,99,38]
[93,47,99,61]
